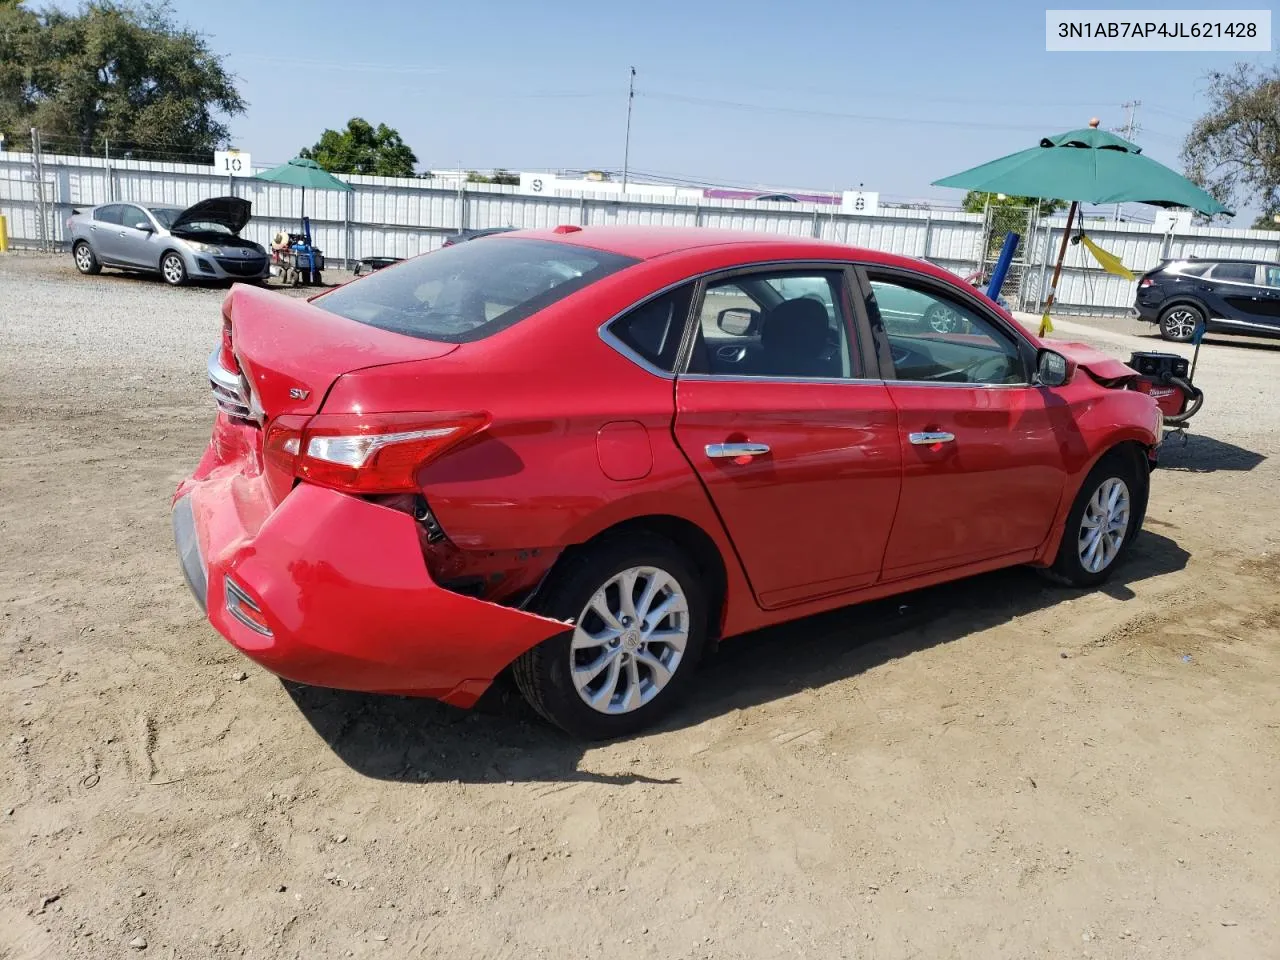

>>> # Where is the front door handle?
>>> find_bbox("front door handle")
[706,442,771,459]
[908,431,956,445]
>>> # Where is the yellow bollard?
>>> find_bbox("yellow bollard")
[0,214,8,252]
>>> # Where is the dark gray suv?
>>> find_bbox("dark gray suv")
[1134,258,1280,342]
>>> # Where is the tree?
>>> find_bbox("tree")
[962,191,1062,216]
[962,192,1062,258]
[1182,62,1280,226]
[466,168,519,185]
[0,1,244,160]
[300,118,417,177]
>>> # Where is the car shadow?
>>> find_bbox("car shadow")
[1158,432,1266,472]
[1132,329,1280,353]
[285,530,1190,784]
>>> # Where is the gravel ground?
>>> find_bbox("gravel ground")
[2,252,1279,960]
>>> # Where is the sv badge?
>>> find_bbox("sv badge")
[288,387,310,401]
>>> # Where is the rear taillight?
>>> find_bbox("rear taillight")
[219,304,240,374]
[1139,277,1155,288]
[264,412,487,494]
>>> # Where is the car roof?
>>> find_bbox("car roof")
[1166,257,1279,267]
[498,224,931,271]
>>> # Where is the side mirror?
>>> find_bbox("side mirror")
[717,307,759,337]
[1035,349,1071,387]
[134,221,154,232]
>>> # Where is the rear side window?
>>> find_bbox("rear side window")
[607,285,694,372]
[315,238,638,342]
[1211,262,1258,283]
[1164,261,1209,277]
[93,205,122,225]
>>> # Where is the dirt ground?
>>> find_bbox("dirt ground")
[2,253,1278,960]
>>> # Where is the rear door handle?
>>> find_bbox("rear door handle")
[706,442,771,459]
[908,431,955,445]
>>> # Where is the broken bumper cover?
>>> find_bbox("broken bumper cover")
[171,480,568,707]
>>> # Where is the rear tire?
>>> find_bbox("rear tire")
[1045,450,1146,587]
[513,533,708,740]
[160,251,188,287]
[1159,304,1201,343]
[73,241,101,275]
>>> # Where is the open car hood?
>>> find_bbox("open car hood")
[171,196,252,235]
[1052,341,1138,383]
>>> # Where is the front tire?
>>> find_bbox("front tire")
[73,241,101,275]
[1046,451,1145,587]
[160,251,188,287]
[513,533,708,739]
[1159,304,1202,343]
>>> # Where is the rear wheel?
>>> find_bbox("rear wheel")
[1159,304,1201,342]
[513,534,708,739]
[924,302,964,334]
[1046,451,1145,587]
[161,251,188,287]
[73,241,101,275]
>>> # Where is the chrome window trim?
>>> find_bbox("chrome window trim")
[676,373,885,386]
[596,277,699,381]
[888,378,1033,389]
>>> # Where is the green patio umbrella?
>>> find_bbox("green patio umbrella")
[254,157,352,219]
[933,120,1230,335]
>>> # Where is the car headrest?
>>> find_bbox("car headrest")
[761,298,830,357]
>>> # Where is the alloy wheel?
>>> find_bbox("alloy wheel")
[1162,309,1197,340]
[162,255,185,285]
[74,244,93,272]
[570,565,689,715]
[1077,477,1130,574]
[926,304,961,334]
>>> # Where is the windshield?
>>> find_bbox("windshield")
[148,207,182,228]
[315,237,637,342]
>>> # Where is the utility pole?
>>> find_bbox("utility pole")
[1114,100,1141,222]
[621,66,636,195]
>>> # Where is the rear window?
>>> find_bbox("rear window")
[316,237,638,342]
[1210,262,1258,283]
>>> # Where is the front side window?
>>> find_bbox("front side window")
[1261,265,1280,288]
[608,285,694,372]
[316,238,638,342]
[868,277,1025,385]
[1211,262,1259,283]
[119,205,148,229]
[687,269,857,379]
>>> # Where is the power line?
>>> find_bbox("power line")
[637,90,1088,133]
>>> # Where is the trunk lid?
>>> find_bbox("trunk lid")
[221,283,458,421]
[172,196,254,236]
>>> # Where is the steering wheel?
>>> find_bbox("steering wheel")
[715,343,748,364]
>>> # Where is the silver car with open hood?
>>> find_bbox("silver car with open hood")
[66,197,269,286]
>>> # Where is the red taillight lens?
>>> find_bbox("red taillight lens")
[263,415,309,475]
[1139,277,1154,288]
[265,412,487,494]
[219,304,240,374]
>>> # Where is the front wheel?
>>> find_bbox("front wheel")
[1159,304,1201,343]
[160,251,188,287]
[513,534,708,739]
[1045,452,1145,587]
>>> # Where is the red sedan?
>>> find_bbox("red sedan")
[173,226,1162,739]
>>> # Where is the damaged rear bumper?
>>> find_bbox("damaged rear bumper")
[171,479,569,707]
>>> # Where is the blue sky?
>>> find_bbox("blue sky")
[49,0,1277,220]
